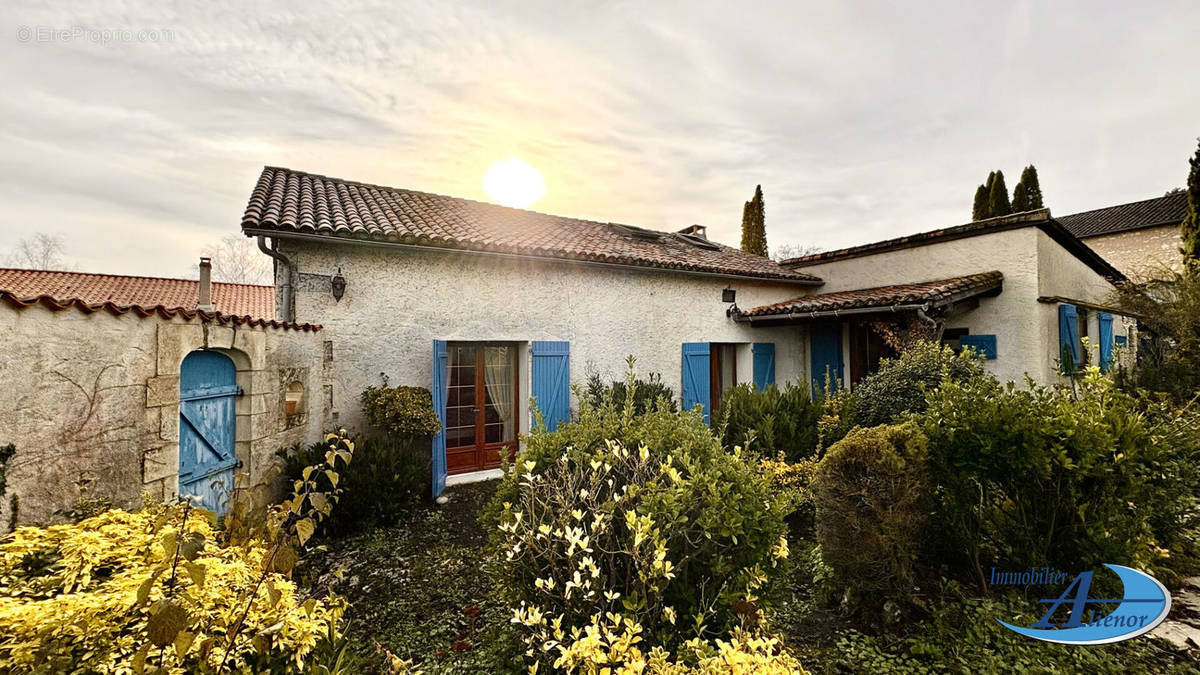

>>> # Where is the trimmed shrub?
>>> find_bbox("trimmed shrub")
[484,371,790,668]
[812,422,931,607]
[917,370,1200,585]
[851,341,987,428]
[719,383,821,461]
[360,379,442,440]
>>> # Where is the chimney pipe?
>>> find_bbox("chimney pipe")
[197,257,214,311]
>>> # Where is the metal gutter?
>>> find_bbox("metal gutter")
[243,228,824,287]
[733,302,932,323]
[1036,295,1142,318]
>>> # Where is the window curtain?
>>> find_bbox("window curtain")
[484,345,513,441]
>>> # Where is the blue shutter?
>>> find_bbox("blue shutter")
[531,341,570,431]
[681,343,711,423]
[1098,312,1114,372]
[1058,304,1080,374]
[752,343,776,391]
[810,323,843,395]
[431,340,448,498]
[959,334,997,360]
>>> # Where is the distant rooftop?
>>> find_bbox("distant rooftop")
[1058,191,1188,239]
[780,209,1125,281]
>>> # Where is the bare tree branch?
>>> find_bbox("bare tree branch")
[6,233,72,270]
[770,242,823,262]
[192,235,272,285]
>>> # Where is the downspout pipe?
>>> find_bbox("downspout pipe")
[256,235,295,323]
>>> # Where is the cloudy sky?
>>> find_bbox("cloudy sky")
[3,1,1198,278]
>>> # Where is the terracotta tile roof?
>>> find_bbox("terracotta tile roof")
[781,209,1125,282]
[1058,192,1188,239]
[0,268,318,331]
[240,166,823,285]
[743,271,1003,318]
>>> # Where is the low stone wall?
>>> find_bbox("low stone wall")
[0,303,330,526]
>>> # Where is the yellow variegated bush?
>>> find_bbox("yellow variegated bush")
[537,612,805,674]
[485,366,794,671]
[0,503,344,673]
[0,430,356,674]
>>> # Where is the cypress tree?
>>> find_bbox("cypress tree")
[1182,139,1200,271]
[740,185,768,257]
[1012,165,1044,212]
[988,170,1011,217]
[1012,181,1030,213]
[972,183,990,220]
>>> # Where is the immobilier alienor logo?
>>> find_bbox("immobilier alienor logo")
[992,564,1171,645]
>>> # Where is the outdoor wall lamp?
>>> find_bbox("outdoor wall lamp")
[331,268,346,302]
[723,287,740,318]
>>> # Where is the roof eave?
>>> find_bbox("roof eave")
[245,227,825,287]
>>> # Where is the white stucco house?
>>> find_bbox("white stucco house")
[238,167,1134,496]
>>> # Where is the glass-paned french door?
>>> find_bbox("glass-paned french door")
[445,342,518,474]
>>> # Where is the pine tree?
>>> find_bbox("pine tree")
[988,170,1011,217]
[972,183,990,221]
[740,185,768,257]
[1182,139,1200,271]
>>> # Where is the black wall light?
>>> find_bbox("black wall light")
[722,287,736,303]
[331,268,346,302]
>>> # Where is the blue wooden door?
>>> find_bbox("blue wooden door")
[179,351,240,515]
[810,323,843,395]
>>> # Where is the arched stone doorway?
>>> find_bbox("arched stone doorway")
[178,350,241,514]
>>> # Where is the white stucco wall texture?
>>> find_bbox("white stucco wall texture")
[790,225,1126,385]
[280,241,812,434]
[0,305,330,526]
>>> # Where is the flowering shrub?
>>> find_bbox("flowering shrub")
[0,503,344,673]
[485,370,790,669]
[546,612,806,673]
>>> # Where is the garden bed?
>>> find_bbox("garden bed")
[303,479,1200,674]
[302,480,506,672]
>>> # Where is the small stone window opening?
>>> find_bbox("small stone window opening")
[285,381,305,417]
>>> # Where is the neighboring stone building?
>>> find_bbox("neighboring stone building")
[1059,191,1188,280]
[0,266,327,525]
[240,167,1131,496]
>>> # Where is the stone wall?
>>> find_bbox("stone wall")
[0,303,329,526]
[1080,225,1183,281]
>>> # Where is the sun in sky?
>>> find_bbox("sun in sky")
[482,157,547,209]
